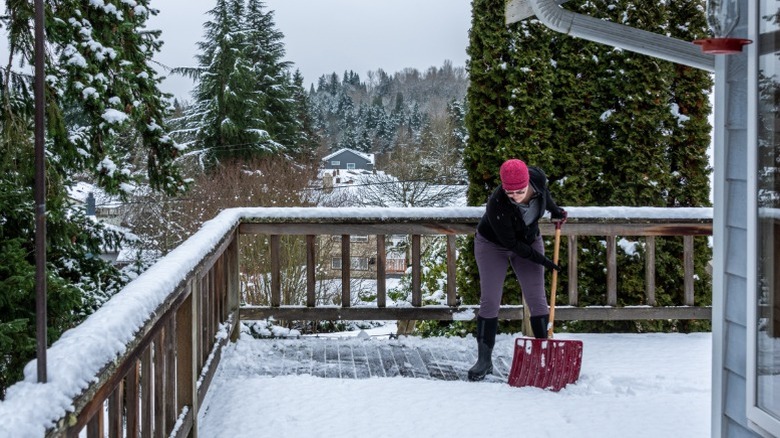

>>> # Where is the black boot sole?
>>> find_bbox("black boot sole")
[467,365,493,381]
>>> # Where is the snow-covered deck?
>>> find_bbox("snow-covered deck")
[197,331,712,437]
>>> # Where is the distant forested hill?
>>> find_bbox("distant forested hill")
[308,60,468,177]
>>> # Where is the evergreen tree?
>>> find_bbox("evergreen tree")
[244,0,305,154]
[174,0,304,164]
[290,70,321,155]
[177,0,264,164]
[460,0,712,333]
[1,0,184,397]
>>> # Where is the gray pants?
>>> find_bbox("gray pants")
[474,232,548,318]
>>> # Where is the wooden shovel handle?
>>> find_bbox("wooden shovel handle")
[547,221,563,338]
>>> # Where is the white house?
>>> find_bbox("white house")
[507,0,770,435]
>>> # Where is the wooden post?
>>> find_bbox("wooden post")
[645,236,656,306]
[446,235,457,306]
[196,276,205,371]
[176,287,195,437]
[108,380,123,438]
[126,360,140,438]
[341,235,351,307]
[306,235,316,307]
[411,235,421,307]
[683,235,694,306]
[270,235,281,307]
[165,317,176,436]
[376,235,386,308]
[141,346,153,438]
[522,296,532,336]
[606,235,617,306]
[86,408,103,438]
[568,235,579,306]
[154,331,166,437]
[189,279,200,438]
[228,233,240,342]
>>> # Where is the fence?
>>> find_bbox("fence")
[239,206,713,322]
[24,206,710,437]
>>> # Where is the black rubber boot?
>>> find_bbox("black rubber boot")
[530,314,550,339]
[468,316,498,381]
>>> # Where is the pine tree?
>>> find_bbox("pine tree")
[290,70,321,155]
[1,0,183,397]
[176,0,268,164]
[243,0,304,154]
[175,0,304,164]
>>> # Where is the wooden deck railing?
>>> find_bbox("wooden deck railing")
[41,219,242,438]
[26,206,710,437]
[239,206,713,322]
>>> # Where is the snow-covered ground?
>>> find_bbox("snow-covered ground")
[198,330,711,437]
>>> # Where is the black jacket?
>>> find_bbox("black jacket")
[476,166,565,263]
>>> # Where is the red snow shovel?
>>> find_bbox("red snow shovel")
[507,220,583,391]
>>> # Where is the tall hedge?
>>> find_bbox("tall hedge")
[459,0,713,333]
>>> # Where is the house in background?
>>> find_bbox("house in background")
[507,0,769,436]
[322,148,375,172]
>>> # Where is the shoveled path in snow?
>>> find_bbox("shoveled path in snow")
[226,333,512,383]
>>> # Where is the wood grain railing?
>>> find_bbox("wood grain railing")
[30,206,710,437]
[239,207,713,322]
[43,224,241,438]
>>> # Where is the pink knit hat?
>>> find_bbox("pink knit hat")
[500,159,529,191]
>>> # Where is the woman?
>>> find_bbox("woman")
[468,158,567,381]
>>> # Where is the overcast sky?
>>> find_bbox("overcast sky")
[147,0,473,101]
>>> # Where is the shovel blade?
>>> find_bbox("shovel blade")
[507,337,583,391]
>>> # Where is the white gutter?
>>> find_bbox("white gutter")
[506,0,715,72]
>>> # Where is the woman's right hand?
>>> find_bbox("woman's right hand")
[542,256,562,272]
[530,250,562,271]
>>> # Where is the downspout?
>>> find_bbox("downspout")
[515,0,715,72]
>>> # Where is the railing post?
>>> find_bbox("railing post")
[446,235,457,306]
[154,330,167,436]
[568,235,578,306]
[164,317,176,435]
[522,295,532,336]
[126,360,140,437]
[306,235,316,307]
[141,344,153,437]
[107,380,123,438]
[606,235,617,306]
[645,236,656,306]
[228,232,240,342]
[377,235,387,308]
[86,407,103,437]
[189,279,200,438]
[683,235,694,306]
[270,235,281,307]
[176,283,195,437]
[341,235,351,307]
[411,235,422,307]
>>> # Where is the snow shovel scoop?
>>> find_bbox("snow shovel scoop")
[507,220,583,391]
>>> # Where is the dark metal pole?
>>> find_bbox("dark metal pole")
[34,0,47,383]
